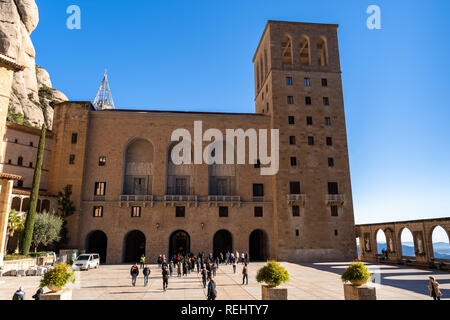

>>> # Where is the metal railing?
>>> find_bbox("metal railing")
[287,194,307,202]
[208,195,241,202]
[326,194,345,204]
[120,195,153,202]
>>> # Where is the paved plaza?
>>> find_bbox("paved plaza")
[1,262,449,300]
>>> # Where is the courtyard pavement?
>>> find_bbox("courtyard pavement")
[0,261,449,300]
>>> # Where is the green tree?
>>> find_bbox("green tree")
[21,124,46,255]
[31,212,63,251]
[6,209,24,251]
[56,186,76,247]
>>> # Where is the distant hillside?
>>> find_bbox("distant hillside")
[357,242,450,259]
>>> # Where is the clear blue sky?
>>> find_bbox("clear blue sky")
[33,0,450,239]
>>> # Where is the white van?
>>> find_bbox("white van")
[73,254,100,270]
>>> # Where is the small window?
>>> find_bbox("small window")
[266,103,270,113]
[254,159,261,169]
[287,96,294,104]
[94,182,106,196]
[14,139,18,143]
[69,154,75,165]
[306,116,313,126]
[17,180,24,187]
[17,157,23,166]
[290,157,297,167]
[308,136,314,146]
[98,156,107,166]
[293,206,300,217]
[286,77,293,86]
[66,185,73,193]
[334,229,339,236]
[328,157,335,167]
[29,162,33,168]
[328,182,339,195]
[331,206,339,217]
[131,206,142,218]
[254,207,263,217]
[288,116,295,125]
[290,181,301,194]
[29,142,33,147]
[176,206,185,218]
[323,97,330,106]
[8,159,12,164]
[219,206,228,218]
[93,206,103,218]
[325,117,332,126]
[305,96,312,105]
[326,137,333,146]
[289,136,296,145]
[296,229,300,237]
[304,78,310,87]
[253,184,264,197]
[322,78,328,87]
[262,92,264,100]
[71,133,78,144]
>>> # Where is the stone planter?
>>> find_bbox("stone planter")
[344,284,376,300]
[261,285,288,300]
[40,289,72,300]
[47,284,63,293]
[350,279,368,286]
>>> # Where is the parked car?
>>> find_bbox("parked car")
[73,254,100,271]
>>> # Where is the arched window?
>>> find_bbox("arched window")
[123,138,154,195]
[400,228,415,257]
[256,64,260,90]
[376,229,387,254]
[317,37,328,66]
[300,35,311,65]
[431,226,450,259]
[17,156,23,166]
[263,49,268,76]
[281,35,293,65]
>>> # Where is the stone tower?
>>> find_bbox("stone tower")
[253,21,356,261]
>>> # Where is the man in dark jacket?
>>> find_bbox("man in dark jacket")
[201,267,208,288]
[242,263,249,285]
[207,277,217,300]
[12,286,25,300]
[143,265,151,287]
[130,264,139,287]
[32,288,43,300]
[162,266,169,291]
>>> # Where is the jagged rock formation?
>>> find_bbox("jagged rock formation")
[0,0,68,129]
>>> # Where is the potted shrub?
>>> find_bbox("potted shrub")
[256,261,290,300]
[40,263,75,293]
[341,262,371,286]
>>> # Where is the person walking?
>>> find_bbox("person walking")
[130,264,139,287]
[207,277,217,301]
[196,257,200,274]
[143,264,151,287]
[241,253,245,264]
[232,259,237,274]
[157,255,162,268]
[177,261,182,277]
[140,254,146,269]
[169,260,174,276]
[242,263,249,285]
[429,276,443,301]
[220,252,224,264]
[162,266,169,291]
[32,288,43,300]
[183,261,188,276]
[201,267,208,288]
[12,286,25,300]
[235,250,239,264]
[211,261,217,277]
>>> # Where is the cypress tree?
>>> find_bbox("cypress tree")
[21,124,46,255]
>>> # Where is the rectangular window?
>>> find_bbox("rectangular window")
[94,182,106,196]
[262,92,264,100]
[71,133,78,144]
[334,229,338,236]
[93,206,103,218]
[288,116,295,125]
[326,137,333,146]
[292,206,300,217]
[304,78,311,87]
[69,154,75,165]
[290,157,297,167]
[325,117,332,126]
[289,136,296,145]
[328,182,339,195]
[286,77,293,86]
[176,206,185,218]
[131,206,142,218]
[29,162,33,168]
[175,178,187,195]
[323,97,330,106]
[219,206,228,218]
[254,159,261,169]
[305,96,312,105]
[322,78,328,87]
[328,157,335,167]
[17,180,23,188]
[253,184,264,197]
[308,136,314,146]
[296,229,300,237]
[287,96,294,104]
[331,205,339,217]
[254,207,263,217]
[290,181,301,194]
[306,116,313,126]
[99,156,107,166]
[29,142,33,147]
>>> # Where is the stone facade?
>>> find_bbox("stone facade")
[43,21,356,264]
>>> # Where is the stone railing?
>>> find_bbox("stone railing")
[163,194,198,207]
[326,194,345,205]
[207,195,241,207]
[119,194,154,207]
[287,194,307,205]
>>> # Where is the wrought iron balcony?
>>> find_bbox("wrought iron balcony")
[163,194,198,207]
[252,196,265,203]
[119,194,154,207]
[287,194,307,205]
[326,194,345,205]
[207,195,241,207]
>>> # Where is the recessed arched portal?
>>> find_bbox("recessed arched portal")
[400,228,415,257]
[249,229,269,261]
[431,226,450,259]
[213,230,233,258]
[376,229,387,254]
[124,230,146,263]
[86,230,108,263]
[169,230,190,258]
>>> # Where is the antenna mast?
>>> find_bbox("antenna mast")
[93,70,115,110]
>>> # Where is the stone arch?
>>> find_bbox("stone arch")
[281,34,293,65]
[123,230,146,263]
[11,197,21,212]
[375,229,387,254]
[431,225,450,259]
[22,198,30,212]
[249,229,269,261]
[213,229,233,258]
[317,36,328,66]
[399,227,415,257]
[41,199,50,213]
[169,230,191,258]
[86,230,108,263]
[300,35,311,65]
[166,141,194,195]
[123,137,154,195]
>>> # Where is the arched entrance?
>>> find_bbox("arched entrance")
[213,230,233,258]
[169,230,190,257]
[124,230,146,263]
[249,229,268,261]
[86,230,107,263]
[376,229,387,254]
[400,228,415,257]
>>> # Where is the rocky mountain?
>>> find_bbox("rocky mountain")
[0,0,68,129]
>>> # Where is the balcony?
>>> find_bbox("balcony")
[287,194,307,206]
[93,195,106,202]
[164,194,198,207]
[119,194,154,208]
[252,196,265,203]
[207,195,241,208]
[326,194,345,205]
